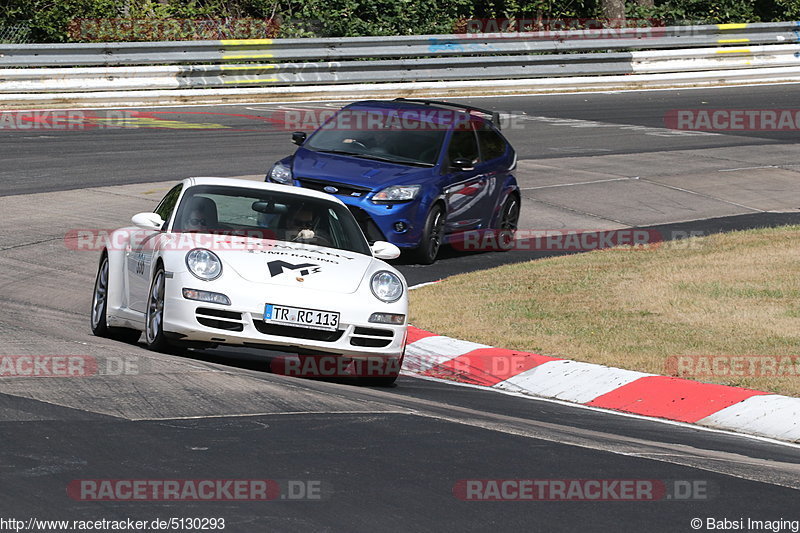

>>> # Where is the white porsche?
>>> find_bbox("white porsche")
[90,177,408,385]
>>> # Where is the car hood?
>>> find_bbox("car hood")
[292,148,431,189]
[176,235,375,293]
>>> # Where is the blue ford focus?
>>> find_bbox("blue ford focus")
[266,98,520,264]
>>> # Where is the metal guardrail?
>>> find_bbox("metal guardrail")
[0,22,799,104]
[4,44,800,93]
[1,22,798,67]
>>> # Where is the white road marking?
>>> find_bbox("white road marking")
[408,281,442,290]
[718,165,779,172]
[132,409,412,421]
[520,176,638,190]
[515,114,719,137]
[638,177,765,212]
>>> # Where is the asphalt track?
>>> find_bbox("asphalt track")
[1,85,799,531]
[3,84,800,196]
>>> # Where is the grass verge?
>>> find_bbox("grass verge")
[410,225,800,397]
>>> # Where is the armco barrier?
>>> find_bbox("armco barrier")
[1,21,799,106]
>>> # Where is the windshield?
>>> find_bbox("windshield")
[173,185,372,256]
[304,108,449,166]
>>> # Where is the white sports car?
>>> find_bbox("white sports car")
[90,177,408,385]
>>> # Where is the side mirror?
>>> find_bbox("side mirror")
[292,131,307,146]
[451,158,475,172]
[371,241,401,260]
[131,212,164,231]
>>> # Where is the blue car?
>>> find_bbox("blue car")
[266,98,520,264]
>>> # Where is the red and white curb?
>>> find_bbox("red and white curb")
[401,326,800,443]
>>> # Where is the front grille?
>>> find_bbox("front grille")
[350,337,392,348]
[197,308,242,320]
[350,326,394,348]
[353,327,393,337]
[195,308,244,331]
[196,317,244,332]
[297,178,372,198]
[253,320,344,342]
[347,206,386,244]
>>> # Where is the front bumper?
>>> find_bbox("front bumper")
[340,197,427,249]
[162,274,407,359]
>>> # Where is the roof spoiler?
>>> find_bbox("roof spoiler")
[393,98,503,130]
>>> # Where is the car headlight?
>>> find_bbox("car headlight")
[186,248,222,281]
[370,270,404,303]
[372,185,420,202]
[268,162,293,185]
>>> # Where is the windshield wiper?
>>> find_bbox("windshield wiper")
[349,153,434,167]
[314,148,434,167]
[314,149,360,156]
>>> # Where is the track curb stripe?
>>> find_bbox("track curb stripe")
[498,360,650,404]
[420,348,558,387]
[585,376,769,423]
[406,326,438,344]
[403,326,799,442]
[699,395,800,441]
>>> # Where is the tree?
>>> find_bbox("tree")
[600,0,626,20]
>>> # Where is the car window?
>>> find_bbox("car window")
[477,126,507,161]
[304,108,446,167]
[154,184,182,227]
[447,126,480,165]
[173,185,371,255]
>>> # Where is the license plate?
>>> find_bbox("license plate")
[264,304,340,331]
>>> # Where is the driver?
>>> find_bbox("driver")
[286,205,329,244]
[181,196,218,233]
[184,208,209,232]
[287,206,316,240]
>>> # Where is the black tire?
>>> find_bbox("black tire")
[356,353,403,387]
[495,193,520,252]
[412,204,445,265]
[90,255,141,343]
[358,375,398,387]
[144,264,186,354]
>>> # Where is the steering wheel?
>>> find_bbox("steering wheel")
[345,139,368,150]
[291,229,332,248]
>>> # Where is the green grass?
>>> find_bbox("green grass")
[410,225,800,396]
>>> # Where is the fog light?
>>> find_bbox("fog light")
[394,222,407,232]
[369,313,406,325]
[182,288,231,306]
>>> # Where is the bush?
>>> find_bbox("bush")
[2,0,798,43]
[627,0,792,24]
